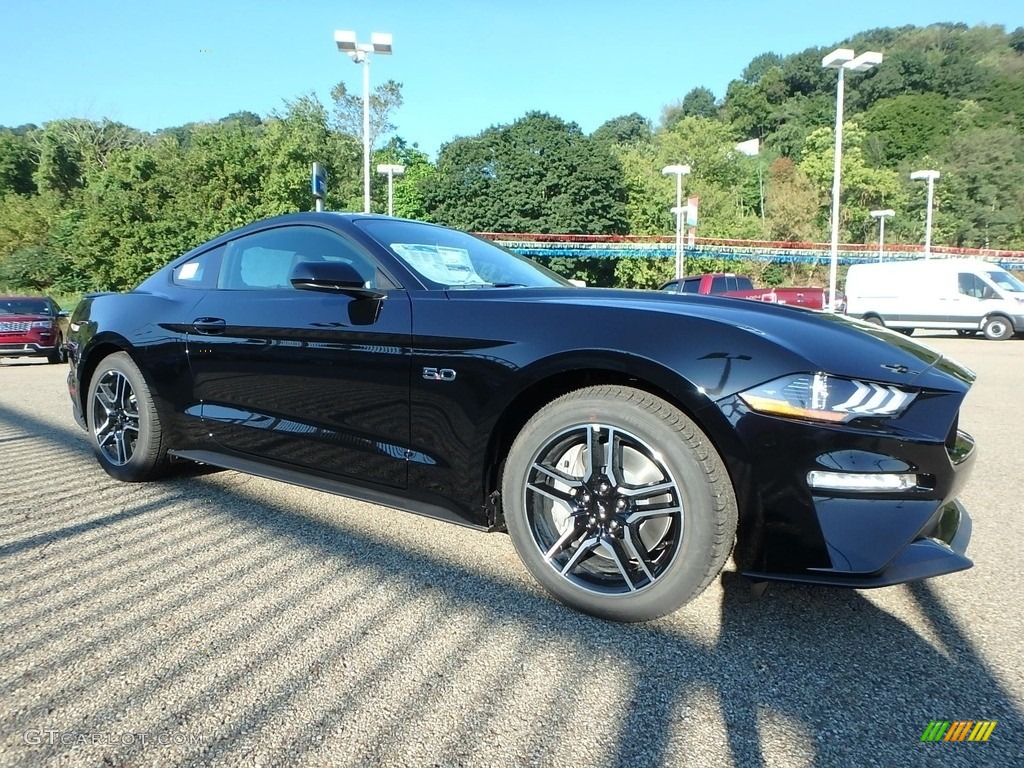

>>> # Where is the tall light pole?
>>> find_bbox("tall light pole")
[335,29,393,214]
[910,170,940,258]
[822,47,883,311]
[869,209,894,262]
[662,164,691,279]
[735,138,765,234]
[376,163,405,216]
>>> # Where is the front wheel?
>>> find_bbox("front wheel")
[86,352,169,481]
[47,335,66,364]
[982,315,1014,341]
[501,385,737,622]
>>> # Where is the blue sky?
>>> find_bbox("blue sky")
[2,1,1021,158]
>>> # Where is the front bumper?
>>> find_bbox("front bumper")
[0,342,59,357]
[725,381,976,589]
[743,498,972,587]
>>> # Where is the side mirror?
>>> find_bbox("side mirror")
[290,261,385,300]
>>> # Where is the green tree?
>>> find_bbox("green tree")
[859,93,956,167]
[722,80,772,139]
[615,141,668,235]
[1010,26,1024,53]
[374,137,433,219]
[423,112,628,234]
[798,122,906,242]
[331,79,403,150]
[934,127,1024,248]
[32,125,83,196]
[662,88,717,129]
[257,94,359,216]
[0,131,36,195]
[614,256,674,289]
[0,245,74,291]
[591,113,653,147]
[764,157,822,241]
[742,53,784,84]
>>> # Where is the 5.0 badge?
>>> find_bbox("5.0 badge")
[422,367,457,381]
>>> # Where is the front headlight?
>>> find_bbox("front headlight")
[738,373,917,423]
[30,320,54,330]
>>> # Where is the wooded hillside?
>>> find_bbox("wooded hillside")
[2,22,1022,293]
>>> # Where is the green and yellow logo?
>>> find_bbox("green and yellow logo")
[921,721,997,742]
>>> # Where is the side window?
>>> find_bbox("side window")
[957,273,986,299]
[710,276,728,293]
[660,281,679,293]
[172,245,225,289]
[217,226,385,291]
[680,278,701,294]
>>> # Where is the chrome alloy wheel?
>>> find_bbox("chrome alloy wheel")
[92,369,141,466]
[523,423,683,595]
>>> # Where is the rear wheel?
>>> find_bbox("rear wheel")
[982,315,1014,341]
[501,385,737,622]
[86,352,169,481]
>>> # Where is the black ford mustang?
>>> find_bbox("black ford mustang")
[67,213,977,622]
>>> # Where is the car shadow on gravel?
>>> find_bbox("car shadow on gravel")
[2,401,1021,767]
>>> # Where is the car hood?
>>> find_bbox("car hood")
[0,314,52,323]
[529,288,974,392]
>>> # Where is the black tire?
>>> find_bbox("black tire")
[501,385,737,622]
[982,315,1014,341]
[86,351,169,482]
[863,315,885,327]
[47,335,66,364]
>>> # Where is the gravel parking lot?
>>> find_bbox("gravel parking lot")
[1,334,1022,767]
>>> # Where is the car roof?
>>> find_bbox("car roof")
[190,211,448,254]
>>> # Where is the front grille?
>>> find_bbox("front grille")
[0,321,32,333]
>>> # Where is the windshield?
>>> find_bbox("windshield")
[0,298,51,315]
[354,219,571,289]
[986,270,1024,293]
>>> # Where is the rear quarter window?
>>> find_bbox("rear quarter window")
[172,245,225,289]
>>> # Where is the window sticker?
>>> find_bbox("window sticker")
[390,243,488,286]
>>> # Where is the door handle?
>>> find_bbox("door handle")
[191,317,226,335]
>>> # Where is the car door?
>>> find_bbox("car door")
[184,223,413,489]
[946,272,990,329]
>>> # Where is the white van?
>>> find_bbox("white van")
[844,259,1024,340]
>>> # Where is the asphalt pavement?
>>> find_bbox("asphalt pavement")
[1,334,1021,767]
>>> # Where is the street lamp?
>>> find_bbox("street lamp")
[335,29,393,214]
[376,163,405,217]
[662,164,691,279]
[869,209,894,262]
[822,47,883,311]
[910,170,940,258]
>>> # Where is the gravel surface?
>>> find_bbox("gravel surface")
[1,334,1022,767]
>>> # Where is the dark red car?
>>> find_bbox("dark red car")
[0,295,69,364]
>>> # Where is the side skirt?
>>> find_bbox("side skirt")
[169,449,491,531]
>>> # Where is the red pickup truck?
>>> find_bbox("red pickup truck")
[0,295,69,364]
[658,273,828,310]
